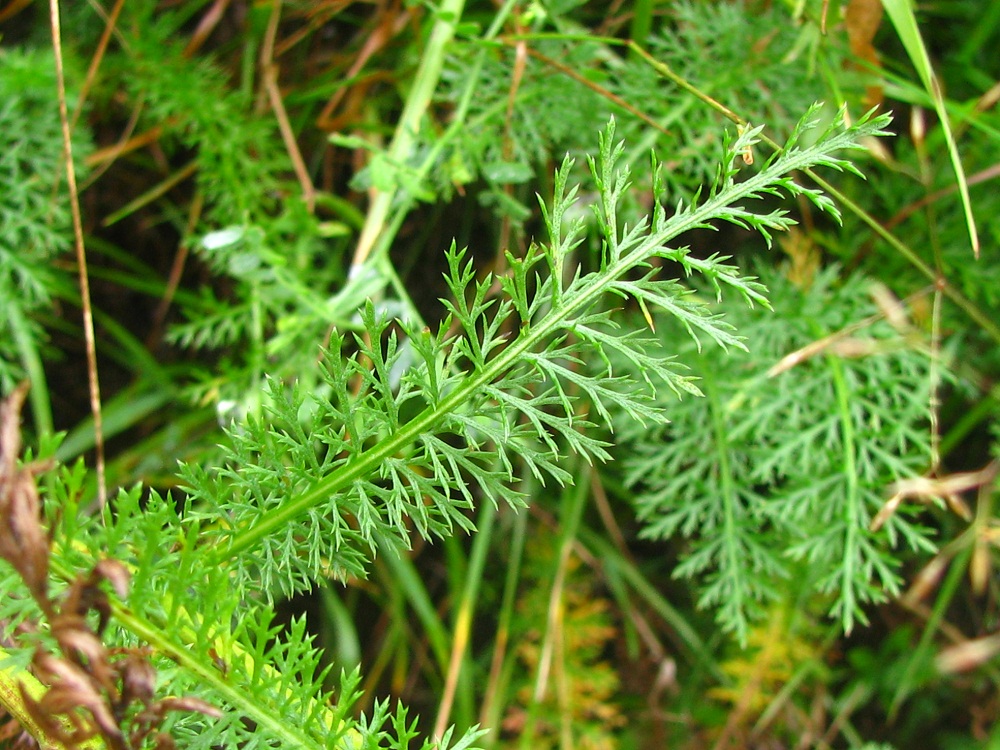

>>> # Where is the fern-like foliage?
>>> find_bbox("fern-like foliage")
[183,107,890,600]
[618,267,937,641]
[436,1,857,222]
[2,110,889,747]
[109,12,288,224]
[0,48,89,391]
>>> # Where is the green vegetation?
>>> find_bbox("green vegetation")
[1,0,999,747]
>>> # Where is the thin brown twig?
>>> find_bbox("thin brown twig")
[315,5,411,130]
[0,0,31,23]
[275,1,350,58]
[183,0,232,58]
[883,161,1000,232]
[84,123,166,168]
[71,0,126,132]
[149,193,204,348]
[492,28,529,273]
[589,471,679,714]
[81,103,145,190]
[50,0,106,506]
[766,284,935,378]
[261,0,316,211]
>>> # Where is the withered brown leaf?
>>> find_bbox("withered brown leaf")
[0,383,220,748]
[0,382,53,608]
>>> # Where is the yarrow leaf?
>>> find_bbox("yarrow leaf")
[181,108,894,599]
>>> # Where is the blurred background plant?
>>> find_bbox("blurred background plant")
[2,0,1000,747]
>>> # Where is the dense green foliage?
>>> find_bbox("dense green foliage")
[2,0,1000,748]
[619,266,939,641]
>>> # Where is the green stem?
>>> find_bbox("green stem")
[0,644,91,750]
[433,500,497,738]
[823,330,861,634]
[377,540,451,671]
[352,0,468,267]
[112,607,332,748]
[579,527,722,680]
[628,39,1000,344]
[889,543,972,720]
[479,504,527,743]
[703,357,751,642]
[7,302,53,439]
[214,122,870,564]
[32,557,360,750]
[520,468,590,750]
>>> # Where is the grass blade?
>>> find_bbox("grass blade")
[881,0,979,256]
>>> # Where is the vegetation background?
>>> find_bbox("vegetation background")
[1,0,999,748]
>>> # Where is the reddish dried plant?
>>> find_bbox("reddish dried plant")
[0,383,218,749]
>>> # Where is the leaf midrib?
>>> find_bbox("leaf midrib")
[212,119,877,566]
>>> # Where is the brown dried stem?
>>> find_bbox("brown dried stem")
[48,0,106,506]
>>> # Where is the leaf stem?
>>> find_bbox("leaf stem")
[352,0,467,267]
[213,120,880,565]
[703,360,749,642]
[824,331,861,634]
